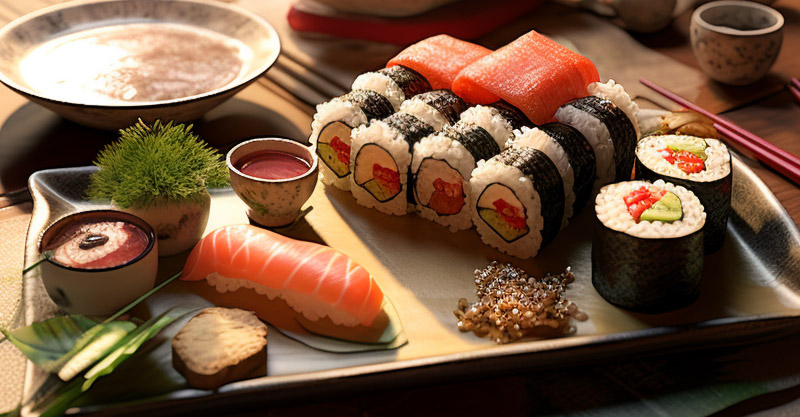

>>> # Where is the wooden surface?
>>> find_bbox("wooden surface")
[1,0,800,415]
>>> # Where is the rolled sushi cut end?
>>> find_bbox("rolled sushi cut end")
[635,135,732,253]
[459,105,517,149]
[416,158,467,214]
[351,65,432,111]
[470,147,564,259]
[588,79,641,140]
[351,113,435,215]
[592,180,706,313]
[311,90,395,190]
[555,96,637,187]
[511,126,576,229]
[400,89,468,131]
[539,123,597,217]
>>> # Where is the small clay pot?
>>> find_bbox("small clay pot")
[122,192,211,256]
[691,1,784,85]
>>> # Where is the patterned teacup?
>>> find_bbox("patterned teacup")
[227,138,319,227]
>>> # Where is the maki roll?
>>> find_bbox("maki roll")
[485,100,534,131]
[635,135,732,253]
[411,106,514,231]
[555,81,638,188]
[540,123,596,217]
[588,79,641,140]
[399,89,468,131]
[350,112,436,215]
[470,147,564,259]
[351,65,432,111]
[592,180,706,313]
[311,90,395,190]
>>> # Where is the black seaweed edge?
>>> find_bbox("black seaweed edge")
[316,120,354,178]
[413,89,468,126]
[540,123,597,217]
[383,113,436,204]
[352,143,402,203]
[448,122,501,163]
[379,65,432,99]
[343,89,395,121]
[487,100,535,130]
[475,182,530,243]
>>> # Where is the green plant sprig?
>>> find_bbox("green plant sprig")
[86,119,229,209]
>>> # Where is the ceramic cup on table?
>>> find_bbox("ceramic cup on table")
[690,0,784,86]
[38,210,158,316]
[227,138,319,227]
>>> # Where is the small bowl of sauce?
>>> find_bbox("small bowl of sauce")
[38,210,158,316]
[227,138,319,227]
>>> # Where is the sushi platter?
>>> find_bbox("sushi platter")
[5,4,800,415]
[21,149,800,414]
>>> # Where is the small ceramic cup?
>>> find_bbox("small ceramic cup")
[691,1,784,85]
[38,210,158,316]
[227,138,319,227]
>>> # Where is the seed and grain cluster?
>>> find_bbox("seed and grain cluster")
[454,262,587,344]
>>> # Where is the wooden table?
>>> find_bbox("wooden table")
[2,0,800,415]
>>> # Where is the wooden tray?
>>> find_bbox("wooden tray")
[22,154,800,415]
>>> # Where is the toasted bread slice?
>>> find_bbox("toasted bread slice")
[172,307,268,390]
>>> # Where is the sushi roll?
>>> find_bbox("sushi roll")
[311,90,395,190]
[634,134,732,253]
[350,112,436,215]
[351,65,432,111]
[587,79,641,140]
[485,100,534,131]
[540,123,596,217]
[592,180,705,313]
[399,89,468,131]
[555,92,637,188]
[510,126,575,229]
[470,147,564,259]
[411,106,514,231]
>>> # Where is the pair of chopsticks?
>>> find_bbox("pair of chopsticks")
[640,78,800,186]
[790,77,800,104]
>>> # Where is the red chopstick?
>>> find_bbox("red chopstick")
[715,123,800,185]
[792,77,800,90]
[640,78,800,170]
[789,84,800,104]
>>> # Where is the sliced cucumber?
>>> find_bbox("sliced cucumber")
[640,191,683,223]
[363,179,398,202]
[316,142,349,177]
[478,208,529,242]
[666,136,708,161]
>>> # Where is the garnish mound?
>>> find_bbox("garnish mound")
[87,119,228,208]
[454,262,587,344]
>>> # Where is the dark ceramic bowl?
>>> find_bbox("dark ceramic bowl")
[0,0,280,130]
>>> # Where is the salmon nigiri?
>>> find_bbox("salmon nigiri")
[387,34,492,90]
[181,225,384,328]
[452,30,600,125]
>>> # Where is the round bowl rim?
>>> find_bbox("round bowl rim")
[692,0,785,37]
[227,137,319,183]
[0,0,281,109]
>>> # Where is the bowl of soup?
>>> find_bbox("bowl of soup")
[0,0,280,130]
[38,210,158,316]
[227,138,319,227]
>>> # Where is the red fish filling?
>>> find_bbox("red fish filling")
[373,164,401,195]
[659,148,705,174]
[428,178,464,215]
[492,198,527,230]
[624,186,666,223]
[330,136,351,166]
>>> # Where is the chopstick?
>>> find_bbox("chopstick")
[640,78,800,174]
[789,81,800,104]
[714,123,800,185]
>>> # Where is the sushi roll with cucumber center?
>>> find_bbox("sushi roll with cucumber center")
[400,89,468,131]
[312,90,395,190]
[635,134,731,253]
[592,180,706,313]
[351,65,432,111]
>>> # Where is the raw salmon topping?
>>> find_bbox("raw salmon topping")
[429,178,464,215]
[658,148,705,174]
[493,198,526,230]
[373,164,401,195]
[387,34,491,90]
[330,136,350,165]
[624,186,666,222]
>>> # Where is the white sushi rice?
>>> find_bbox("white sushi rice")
[511,126,575,229]
[459,105,515,149]
[470,158,544,259]
[588,79,641,140]
[555,104,615,189]
[411,133,477,231]
[400,99,450,131]
[205,272,361,327]
[310,98,371,191]
[636,135,731,181]
[351,72,406,111]
[595,179,705,239]
[350,120,413,216]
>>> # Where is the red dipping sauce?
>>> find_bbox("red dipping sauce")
[236,150,311,180]
[45,220,149,269]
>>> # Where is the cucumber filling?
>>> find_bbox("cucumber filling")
[477,184,529,242]
[317,121,353,177]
